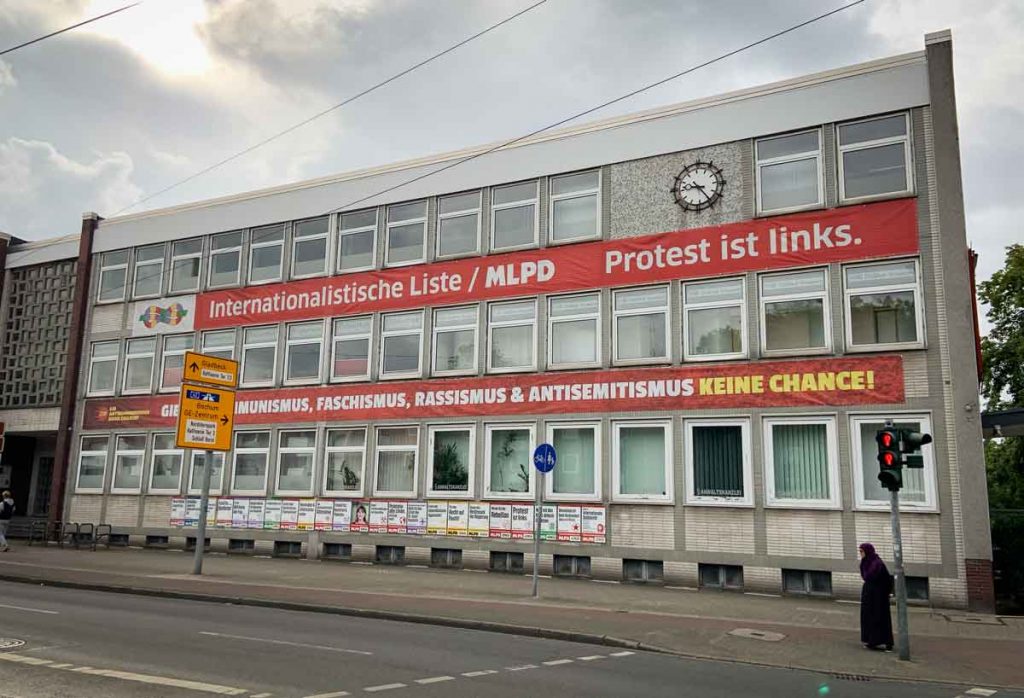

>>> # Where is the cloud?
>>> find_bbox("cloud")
[0,138,142,236]
[0,59,14,94]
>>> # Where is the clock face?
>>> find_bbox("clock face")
[673,162,725,211]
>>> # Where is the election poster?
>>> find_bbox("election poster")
[387,501,408,535]
[170,497,186,527]
[510,503,533,540]
[184,497,201,527]
[314,500,334,531]
[488,503,512,539]
[557,506,582,543]
[231,498,250,528]
[468,503,490,537]
[368,501,389,533]
[406,501,427,534]
[540,504,557,541]
[446,501,468,536]
[215,498,232,527]
[426,501,448,535]
[332,500,352,532]
[581,506,607,544]
[247,498,266,529]
[263,499,283,530]
[280,499,300,530]
[297,499,317,531]
[351,501,370,533]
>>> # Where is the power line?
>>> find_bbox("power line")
[111,0,550,216]
[0,2,141,57]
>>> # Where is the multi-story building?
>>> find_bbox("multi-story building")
[54,32,994,609]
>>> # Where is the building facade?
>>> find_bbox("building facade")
[58,33,993,609]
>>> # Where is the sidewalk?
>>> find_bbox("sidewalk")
[0,544,1020,689]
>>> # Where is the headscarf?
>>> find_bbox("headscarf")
[859,542,884,581]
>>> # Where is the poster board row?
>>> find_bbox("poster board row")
[170,498,607,544]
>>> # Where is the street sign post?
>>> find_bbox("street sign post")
[177,352,237,577]
[531,443,556,598]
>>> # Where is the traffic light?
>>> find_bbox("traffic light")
[876,427,902,491]
[901,431,932,469]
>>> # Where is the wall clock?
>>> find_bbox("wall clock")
[673,161,725,212]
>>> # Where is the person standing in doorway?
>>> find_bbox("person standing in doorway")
[0,490,14,551]
[859,542,894,651]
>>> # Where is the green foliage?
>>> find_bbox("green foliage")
[432,441,468,490]
[985,438,1024,510]
[979,243,1024,410]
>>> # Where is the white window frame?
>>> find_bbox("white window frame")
[276,429,317,496]
[838,112,914,204]
[229,430,271,496]
[487,299,537,374]
[208,230,244,289]
[132,244,165,299]
[843,258,925,352]
[545,421,601,502]
[111,434,146,494]
[330,315,373,382]
[379,310,423,380]
[337,209,378,274]
[755,128,824,216]
[682,277,748,361]
[611,285,670,366]
[384,201,427,268]
[284,320,324,385]
[201,329,235,360]
[169,238,203,294]
[547,292,602,370]
[86,340,119,397]
[323,427,367,498]
[290,216,330,280]
[122,337,156,395]
[97,250,129,303]
[850,412,938,512]
[427,424,476,499]
[490,180,539,252]
[762,415,840,509]
[549,170,602,244]
[159,333,194,392]
[75,435,109,493]
[248,225,285,285]
[432,304,479,377]
[758,267,832,357]
[435,191,481,259]
[240,325,278,388]
[373,425,420,498]
[483,423,537,501]
[188,450,225,496]
[148,433,183,495]
[611,419,673,504]
[683,417,753,507]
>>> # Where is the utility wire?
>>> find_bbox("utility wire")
[0,2,141,57]
[111,0,550,216]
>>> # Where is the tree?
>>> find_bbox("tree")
[979,244,1024,410]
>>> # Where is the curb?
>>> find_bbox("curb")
[0,571,1017,692]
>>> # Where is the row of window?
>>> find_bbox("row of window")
[95,112,914,304]
[76,413,937,511]
[86,258,924,396]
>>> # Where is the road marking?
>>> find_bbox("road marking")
[462,670,498,677]
[198,631,372,656]
[414,676,454,684]
[505,664,538,672]
[302,692,350,698]
[609,651,635,657]
[364,684,406,692]
[965,690,997,697]
[250,694,273,698]
[0,603,58,615]
[0,653,247,694]
[542,659,573,666]
[578,655,604,661]
[744,592,782,598]
[49,663,73,669]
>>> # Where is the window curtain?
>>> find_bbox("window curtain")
[552,428,595,494]
[692,426,743,497]
[377,451,415,492]
[619,427,665,495]
[772,423,829,500]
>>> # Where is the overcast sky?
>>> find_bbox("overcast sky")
[1,0,1021,303]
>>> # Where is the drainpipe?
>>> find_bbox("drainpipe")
[49,213,101,527]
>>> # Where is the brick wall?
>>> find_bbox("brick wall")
[611,505,675,549]
[684,508,754,554]
[965,559,994,613]
[765,510,844,559]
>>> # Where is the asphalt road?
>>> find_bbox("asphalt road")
[0,581,1012,698]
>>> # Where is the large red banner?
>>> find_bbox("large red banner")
[194,199,918,329]
[83,356,903,429]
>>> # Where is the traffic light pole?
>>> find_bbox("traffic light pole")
[192,450,213,576]
[889,488,910,661]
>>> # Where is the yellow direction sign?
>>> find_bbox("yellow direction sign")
[183,351,239,389]
[175,384,235,451]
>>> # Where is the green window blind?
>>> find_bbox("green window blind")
[692,425,743,497]
[772,423,829,500]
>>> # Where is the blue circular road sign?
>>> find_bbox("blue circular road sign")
[533,443,557,473]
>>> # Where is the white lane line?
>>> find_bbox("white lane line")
[251,694,273,698]
[744,592,781,598]
[577,655,604,661]
[505,664,538,672]
[965,690,997,697]
[198,631,372,656]
[0,602,59,615]
[49,663,73,669]
[609,651,635,657]
[364,684,406,692]
[414,676,454,685]
[302,692,350,698]
[542,659,573,666]
[0,654,247,695]
[462,670,498,677]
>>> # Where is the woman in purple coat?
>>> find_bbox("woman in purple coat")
[859,542,894,651]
